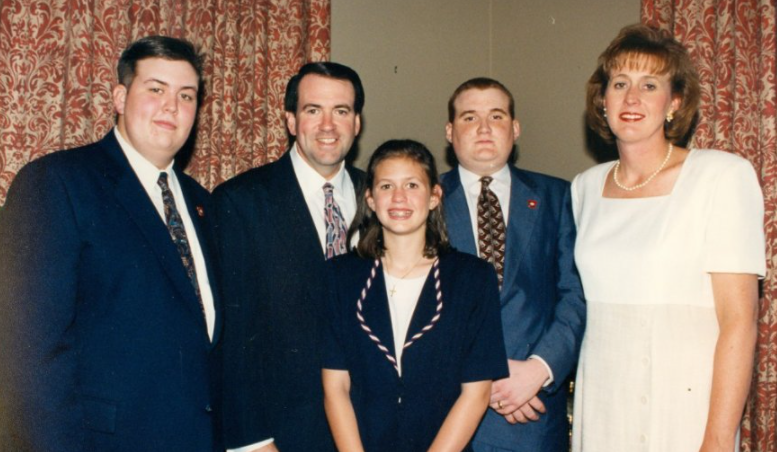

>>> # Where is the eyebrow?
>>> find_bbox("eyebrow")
[458,108,509,117]
[301,103,353,111]
[144,78,198,92]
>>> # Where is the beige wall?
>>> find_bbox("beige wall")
[331,0,639,180]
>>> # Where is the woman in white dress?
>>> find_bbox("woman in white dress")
[571,24,765,452]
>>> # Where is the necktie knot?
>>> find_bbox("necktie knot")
[480,176,494,191]
[323,182,334,194]
[158,172,170,190]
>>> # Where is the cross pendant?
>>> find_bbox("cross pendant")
[389,286,397,297]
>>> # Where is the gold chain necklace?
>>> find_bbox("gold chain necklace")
[384,255,425,298]
[613,143,674,191]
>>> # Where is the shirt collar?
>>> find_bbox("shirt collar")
[290,142,348,196]
[114,127,176,193]
[458,163,511,195]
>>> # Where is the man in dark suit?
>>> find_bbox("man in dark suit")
[0,36,221,452]
[214,62,364,452]
[441,77,586,452]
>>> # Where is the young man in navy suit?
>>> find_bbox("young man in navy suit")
[214,62,365,452]
[441,78,586,452]
[0,36,221,452]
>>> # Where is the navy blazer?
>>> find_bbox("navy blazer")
[441,165,585,452]
[323,251,508,452]
[213,151,364,451]
[0,133,223,452]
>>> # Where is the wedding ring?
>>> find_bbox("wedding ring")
[498,400,504,409]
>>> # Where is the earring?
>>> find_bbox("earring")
[666,110,674,123]
[603,107,607,118]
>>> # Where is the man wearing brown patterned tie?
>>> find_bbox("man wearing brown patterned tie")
[213,62,365,452]
[440,77,586,452]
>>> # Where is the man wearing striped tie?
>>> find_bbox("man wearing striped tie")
[213,62,365,452]
[440,77,586,452]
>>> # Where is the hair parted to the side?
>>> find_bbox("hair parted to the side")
[348,139,450,260]
[284,62,365,114]
[448,77,515,122]
[586,23,700,144]
[117,36,204,88]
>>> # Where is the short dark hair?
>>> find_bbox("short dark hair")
[586,23,700,144]
[349,139,450,259]
[448,77,515,122]
[284,62,365,114]
[117,36,204,88]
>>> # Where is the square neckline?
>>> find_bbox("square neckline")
[599,148,696,200]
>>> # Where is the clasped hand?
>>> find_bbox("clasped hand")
[489,358,548,424]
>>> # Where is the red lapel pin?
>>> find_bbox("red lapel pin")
[527,200,538,209]
[196,206,205,217]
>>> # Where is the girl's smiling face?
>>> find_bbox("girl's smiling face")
[366,156,442,239]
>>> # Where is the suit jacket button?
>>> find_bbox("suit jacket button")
[205,404,213,413]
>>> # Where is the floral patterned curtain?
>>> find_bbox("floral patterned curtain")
[642,1,777,450]
[0,0,330,204]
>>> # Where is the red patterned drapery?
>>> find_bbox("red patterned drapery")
[0,0,330,204]
[642,1,777,450]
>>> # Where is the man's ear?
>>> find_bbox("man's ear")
[286,111,298,136]
[512,118,521,139]
[445,123,453,143]
[112,85,128,114]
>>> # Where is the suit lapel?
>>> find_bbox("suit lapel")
[441,170,478,255]
[97,134,209,330]
[502,166,539,294]
[361,263,397,359]
[403,265,438,348]
[266,152,327,264]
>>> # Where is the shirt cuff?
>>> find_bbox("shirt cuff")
[228,438,274,452]
[528,354,554,388]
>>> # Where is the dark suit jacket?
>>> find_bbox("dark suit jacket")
[323,251,508,452]
[441,165,585,452]
[0,132,222,452]
[213,151,364,451]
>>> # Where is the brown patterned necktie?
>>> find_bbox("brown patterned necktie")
[157,172,204,311]
[477,176,506,288]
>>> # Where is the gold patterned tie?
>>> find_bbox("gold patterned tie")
[477,176,506,288]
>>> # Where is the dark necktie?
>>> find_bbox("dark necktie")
[323,182,348,259]
[477,176,506,288]
[157,172,204,308]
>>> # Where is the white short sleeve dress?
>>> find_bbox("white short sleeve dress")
[570,149,766,452]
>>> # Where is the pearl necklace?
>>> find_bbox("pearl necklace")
[613,143,674,191]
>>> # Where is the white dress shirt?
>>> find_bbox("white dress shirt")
[457,163,553,385]
[114,128,215,341]
[290,142,358,251]
[458,164,512,245]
